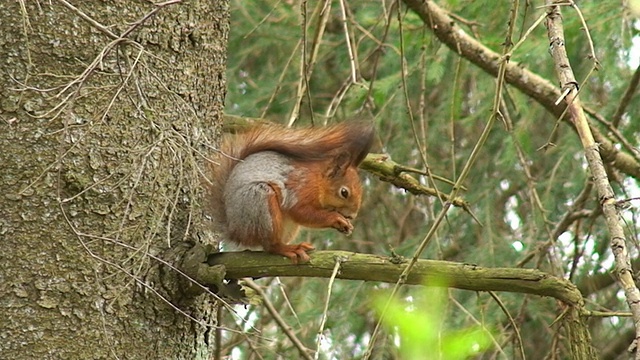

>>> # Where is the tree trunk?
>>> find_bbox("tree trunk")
[0,1,228,358]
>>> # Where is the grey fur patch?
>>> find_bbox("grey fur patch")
[223,152,296,246]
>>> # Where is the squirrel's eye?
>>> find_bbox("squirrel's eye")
[340,186,350,199]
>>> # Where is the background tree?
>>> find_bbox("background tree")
[1,1,228,358]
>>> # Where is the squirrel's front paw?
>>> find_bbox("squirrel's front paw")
[333,216,354,235]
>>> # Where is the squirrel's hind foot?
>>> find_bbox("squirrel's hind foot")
[268,242,315,263]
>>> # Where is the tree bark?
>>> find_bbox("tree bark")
[0,1,228,358]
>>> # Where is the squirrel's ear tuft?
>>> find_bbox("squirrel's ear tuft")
[348,122,375,166]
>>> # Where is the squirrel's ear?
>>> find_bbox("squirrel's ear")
[326,152,351,178]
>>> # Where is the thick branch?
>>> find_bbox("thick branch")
[207,250,584,306]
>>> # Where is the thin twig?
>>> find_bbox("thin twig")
[244,279,314,360]
[57,0,119,40]
[488,291,526,360]
[611,62,640,127]
[314,257,344,360]
[287,0,330,126]
[338,0,358,83]
[449,293,508,358]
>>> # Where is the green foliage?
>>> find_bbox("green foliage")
[372,285,492,360]
[222,0,640,358]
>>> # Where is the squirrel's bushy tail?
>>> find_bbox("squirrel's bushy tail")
[234,121,374,163]
[205,121,375,233]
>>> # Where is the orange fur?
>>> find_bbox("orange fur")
[206,122,375,262]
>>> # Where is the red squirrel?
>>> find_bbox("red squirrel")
[207,121,375,262]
